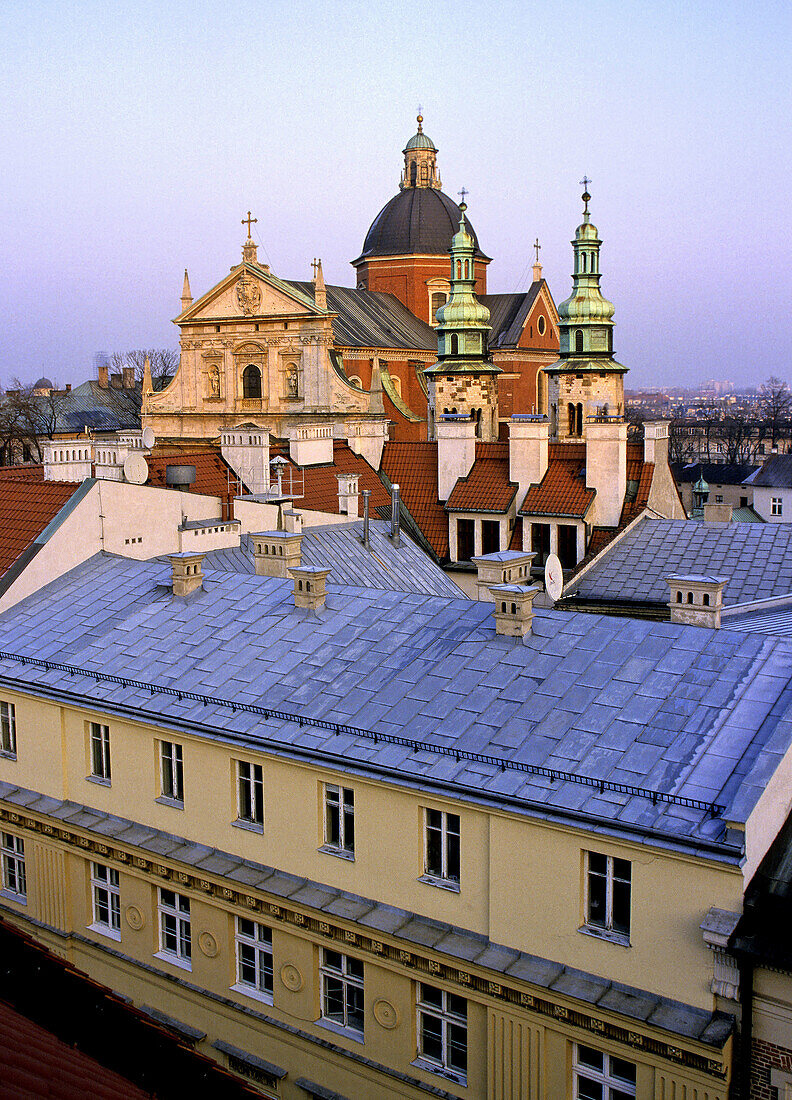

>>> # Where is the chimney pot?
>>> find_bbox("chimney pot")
[337,472,360,518]
[488,583,542,637]
[169,552,205,597]
[667,574,728,629]
[251,530,303,577]
[472,550,536,602]
[289,565,331,611]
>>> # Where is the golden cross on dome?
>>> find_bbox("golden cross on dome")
[416,104,423,131]
[242,211,258,239]
[534,238,541,262]
[458,187,468,207]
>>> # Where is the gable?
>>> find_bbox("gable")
[177,266,318,324]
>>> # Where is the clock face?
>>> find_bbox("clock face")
[544,553,563,602]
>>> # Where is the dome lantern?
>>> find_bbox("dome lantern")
[401,113,441,190]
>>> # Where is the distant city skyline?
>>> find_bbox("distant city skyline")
[1,0,790,392]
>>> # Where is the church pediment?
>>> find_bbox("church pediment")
[175,263,322,324]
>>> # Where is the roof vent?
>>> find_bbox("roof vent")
[166,464,196,491]
[251,530,303,577]
[472,550,536,602]
[667,574,728,629]
[488,583,542,637]
[289,565,331,611]
[169,552,205,598]
[390,484,401,548]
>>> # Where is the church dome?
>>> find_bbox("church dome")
[357,188,487,261]
[404,130,436,152]
[34,376,54,390]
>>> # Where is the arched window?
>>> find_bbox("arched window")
[243,364,262,398]
[511,603,517,615]
[431,292,446,321]
[676,591,682,603]
[450,334,459,355]
[576,403,583,436]
[703,593,710,606]
[464,260,470,279]
[568,403,576,436]
[410,162,417,186]
[456,260,462,279]
[590,252,596,271]
[581,253,587,273]
[687,592,694,604]
[575,329,584,353]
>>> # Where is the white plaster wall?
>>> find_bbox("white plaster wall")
[96,481,224,559]
[752,486,792,523]
[743,742,792,887]
[232,498,355,532]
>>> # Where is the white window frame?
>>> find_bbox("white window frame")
[156,888,191,970]
[772,496,783,516]
[233,916,273,1004]
[583,851,631,943]
[323,784,355,857]
[89,721,111,781]
[319,949,364,1039]
[422,808,460,889]
[415,982,467,1083]
[90,861,121,939]
[159,740,184,804]
[0,701,16,757]
[1,832,26,901]
[574,1043,636,1098]
[237,760,264,828]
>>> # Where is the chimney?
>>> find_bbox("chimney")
[337,472,360,517]
[667,574,728,629]
[509,416,549,503]
[362,489,371,549]
[436,414,476,501]
[289,565,331,611]
[169,552,205,597]
[472,550,535,602]
[251,530,303,577]
[98,365,109,389]
[283,509,303,534]
[703,502,733,524]
[122,366,135,389]
[643,420,670,466]
[488,583,542,637]
[585,419,627,528]
[289,425,334,467]
[390,483,401,547]
[110,373,123,389]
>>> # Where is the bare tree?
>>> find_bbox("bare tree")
[0,379,66,464]
[108,348,178,391]
[759,376,792,448]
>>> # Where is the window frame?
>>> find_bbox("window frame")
[421,808,460,890]
[89,721,111,782]
[236,759,264,829]
[322,783,355,858]
[1,832,26,901]
[0,701,16,758]
[159,740,184,805]
[233,916,274,1004]
[772,496,783,516]
[156,888,192,970]
[582,851,631,944]
[415,982,467,1084]
[319,949,364,1040]
[90,861,121,940]
[574,1042,636,1098]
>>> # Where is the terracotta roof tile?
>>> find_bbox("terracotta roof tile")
[271,441,390,515]
[0,479,79,576]
[0,464,45,481]
[381,441,449,558]
[146,448,243,502]
[519,443,595,518]
[445,446,517,513]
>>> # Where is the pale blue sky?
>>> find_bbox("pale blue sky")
[1,0,789,390]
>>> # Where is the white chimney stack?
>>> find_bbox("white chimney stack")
[337,473,360,518]
[436,414,476,501]
[667,574,728,629]
[289,565,331,611]
[508,416,549,503]
[585,419,627,529]
[488,583,543,637]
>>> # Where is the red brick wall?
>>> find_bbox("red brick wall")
[746,1036,792,1099]
[355,255,488,320]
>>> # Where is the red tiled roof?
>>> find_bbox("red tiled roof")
[381,441,449,558]
[271,441,390,515]
[445,445,517,513]
[0,479,79,576]
[146,448,243,502]
[0,464,45,481]
[520,443,595,518]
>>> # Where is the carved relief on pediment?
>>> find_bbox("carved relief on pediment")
[236,274,262,315]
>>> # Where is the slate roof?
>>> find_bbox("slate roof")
[520,444,595,518]
[481,285,542,349]
[355,188,489,262]
[748,453,792,488]
[673,462,759,486]
[0,782,732,1050]
[0,478,80,576]
[1,552,790,849]
[287,282,436,351]
[35,379,142,434]
[570,518,792,607]
[197,520,462,598]
[445,446,517,513]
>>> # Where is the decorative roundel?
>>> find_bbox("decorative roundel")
[125,905,144,931]
[373,998,400,1029]
[537,315,546,335]
[198,931,219,958]
[280,963,304,992]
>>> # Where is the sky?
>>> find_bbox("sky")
[1,0,790,392]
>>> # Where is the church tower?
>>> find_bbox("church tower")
[544,185,627,440]
[425,204,500,441]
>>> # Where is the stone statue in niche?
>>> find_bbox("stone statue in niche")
[209,366,220,396]
[287,367,299,397]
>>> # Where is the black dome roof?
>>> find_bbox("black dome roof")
[355,188,489,263]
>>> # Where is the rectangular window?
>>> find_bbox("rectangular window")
[160,740,184,803]
[1,832,26,900]
[456,518,474,562]
[416,983,467,1081]
[574,1044,636,1099]
[424,809,460,886]
[772,497,783,516]
[0,701,16,757]
[715,494,724,503]
[481,519,500,555]
[320,949,364,1037]
[91,862,121,937]
[234,917,273,1001]
[558,523,578,570]
[237,761,264,826]
[585,852,631,941]
[324,784,355,855]
[157,888,191,966]
[531,522,551,566]
[89,722,111,781]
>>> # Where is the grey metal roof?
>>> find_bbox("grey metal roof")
[748,454,792,488]
[287,282,436,352]
[196,521,463,598]
[0,553,791,851]
[672,462,759,486]
[34,380,142,434]
[481,286,542,349]
[571,518,792,607]
[0,776,733,1049]
[354,188,489,263]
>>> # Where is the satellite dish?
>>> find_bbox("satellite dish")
[142,426,155,449]
[123,453,149,485]
[544,553,563,603]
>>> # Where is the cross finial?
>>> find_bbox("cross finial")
[458,187,468,210]
[311,258,319,279]
[242,211,257,239]
[579,177,591,214]
[416,103,423,130]
[533,238,541,263]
